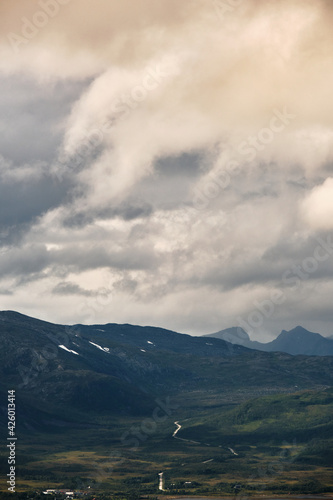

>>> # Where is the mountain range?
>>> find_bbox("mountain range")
[0,310,332,429]
[204,325,333,356]
[1,311,333,495]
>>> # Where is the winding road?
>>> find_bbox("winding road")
[158,422,238,490]
[172,421,201,444]
[172,421,239,454]
[172,421,182,437]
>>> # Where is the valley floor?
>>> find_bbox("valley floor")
[1,388,332,498]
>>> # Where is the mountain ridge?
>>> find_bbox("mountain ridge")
[204,325,333,355]
[1,310,333,431]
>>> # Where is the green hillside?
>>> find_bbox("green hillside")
[179,388,333,447]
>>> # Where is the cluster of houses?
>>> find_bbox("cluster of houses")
[42,489,90,498]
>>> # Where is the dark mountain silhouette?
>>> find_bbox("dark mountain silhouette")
[205,325,333,356]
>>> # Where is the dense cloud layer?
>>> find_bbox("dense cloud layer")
[0,0,333,338]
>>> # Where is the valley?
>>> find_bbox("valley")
[0,311,332,498]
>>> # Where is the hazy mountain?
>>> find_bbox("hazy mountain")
[259,326,333,355]
[205,325,333,356]
[204,326,251,346]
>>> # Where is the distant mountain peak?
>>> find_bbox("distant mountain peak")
[282,326,313,335]
[203,326,250,346]
[204,325,333,356]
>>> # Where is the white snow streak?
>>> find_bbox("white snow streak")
[89,341,109,353]
[58,345,79,355]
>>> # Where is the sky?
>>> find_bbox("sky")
[1,0,333,340]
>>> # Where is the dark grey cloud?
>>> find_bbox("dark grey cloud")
[0,245,49,279]
[62,200,153,228]
[0,174,70,239]
[155,152,203,178]
[0,74,92,246]
[0,75,90,164]
[111,202,153,221]
[129,153,206,212]
[195,231,333,293]
[53,245,159,272]
[0,240,159,286]
[52,281,97,297]
[113,278,138,294]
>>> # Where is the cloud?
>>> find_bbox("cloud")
[0,168,69,235]
[62,200,153,227]
[52,281,97,296]
[1,0,333,337]
[301,177,333,230]
[0,245,50,279]
[0,75,88,163]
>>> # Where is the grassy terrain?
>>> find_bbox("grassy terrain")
[0,388,332,498]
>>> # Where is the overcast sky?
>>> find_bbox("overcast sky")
[1,0,333,339]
